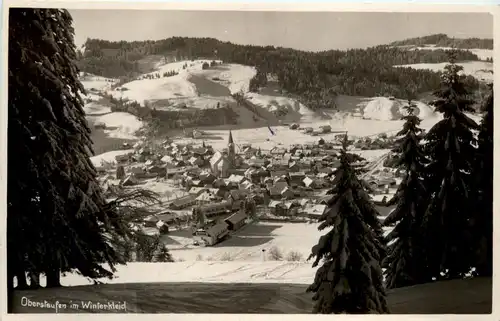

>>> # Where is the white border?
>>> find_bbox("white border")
[0,2,498,321]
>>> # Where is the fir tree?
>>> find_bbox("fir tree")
[382,100,429,289]
[153,245,175,263]
[307,136,388,314]
[471,86,493,276]
[421,50,479,280]
[7,8,131,302]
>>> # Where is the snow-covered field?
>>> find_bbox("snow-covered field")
[79,73,118,92]
[88,112,144,140]
[394,61,493,83]
[246,92,317,122]
[107,60,256,107]
[173,113,445,152]
[90,149,135,167]
[192,63,257,94]
[362,97,436,121]
[167,221,393,262]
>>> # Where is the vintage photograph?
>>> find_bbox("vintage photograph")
[5,6,494,314]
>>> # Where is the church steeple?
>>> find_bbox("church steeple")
[227,130,235,166]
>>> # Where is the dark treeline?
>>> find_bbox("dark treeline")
[78,37,483,110]
[390,33,493,50]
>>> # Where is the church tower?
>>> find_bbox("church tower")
[227,130,236,166]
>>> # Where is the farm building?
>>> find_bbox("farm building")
[224,210,247,231]
[301,204,327,219]
[198,201,231,218]
[193,221,229,246]
[169,195,197,210]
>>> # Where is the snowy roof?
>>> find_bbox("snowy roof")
[268,200,281,208]
[210,151,223,166]
[205,222,228,237]
[302,204,327,216]
[225,210,247,225]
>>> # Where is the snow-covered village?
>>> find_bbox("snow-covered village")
[6,8,494,315]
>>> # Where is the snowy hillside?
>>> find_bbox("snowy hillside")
[246,92,317,122]
[79,72,118,92]
[362,97,437,121]
[395,45,493,61]
[107,60,256,108]
[394,61,493,83]
[393,45,494,83]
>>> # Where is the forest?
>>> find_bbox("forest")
[77,37,486,110]
[389,33,493,49]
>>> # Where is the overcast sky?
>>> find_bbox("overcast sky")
[69,10,493,51]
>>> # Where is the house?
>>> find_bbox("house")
[188,156,204,167]
[247,158,267,168]
[240,180,255,190]
[147,165,167,177]
[289,171,306,184]
[224,210,247,231]
[188,187,208,196]
[271,159,289,167]
[122,174,138,186]
[301,204,327,219]
[288,161,300,172]
[268,186,283,199]
[143,215,159,228]
[318,195,333,205]
[212,178,226,188]
[199,172,216,185]
[270,147,287,156]
[197,201,231,218]
[228,190,251,209]
[281,187,295,199]
[270,170,288,178]
[303,176,325,189]
[169,195,197,210]
[208,188,229,199]
[193,221,229,246]
[320,125,332,133]
[228,174,247,185]
[195,191,215,205]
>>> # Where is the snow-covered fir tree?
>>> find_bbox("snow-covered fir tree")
[421,50,479,280]
[7,9,133,305]
[383,100,430,288]
[307,136,389,314]
[153,245,175,263]
[471,86,493,277]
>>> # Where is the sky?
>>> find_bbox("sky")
[69,10,493,51]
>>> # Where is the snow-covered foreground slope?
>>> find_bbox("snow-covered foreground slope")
[394,61,493,83]
[57,261,315,286]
